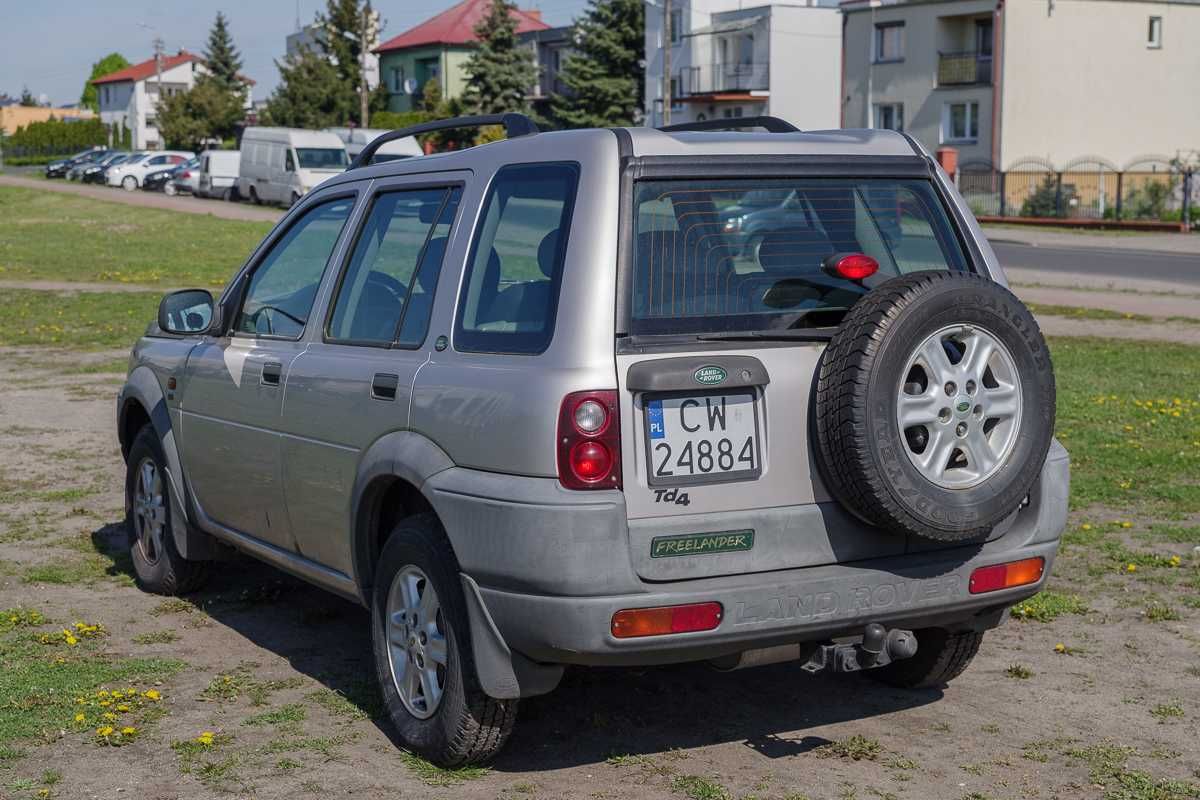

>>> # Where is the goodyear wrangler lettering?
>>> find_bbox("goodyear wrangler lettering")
[651,530,755,558]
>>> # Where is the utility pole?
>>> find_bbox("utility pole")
[662,0,672,126]
[359,5,370,128]
[153,35,164,150]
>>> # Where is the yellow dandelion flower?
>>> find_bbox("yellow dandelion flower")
[121,726,136,735]
[144,689,161,701]
[197,731,216,746]
[99,700,111,707]
[97,690,109,697]
[1054,643,1066,654]
[116,704,130,712]
[103,712,117,721]
[1121,521,1132,529]
[1169,555,1182,567]
[75,712,85,722]
[1126,563,1137,573]
[65,635,78,646]
[97,725,114,737]
[1080,523,1092,531]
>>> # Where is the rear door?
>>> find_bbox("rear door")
[617,169,972,580]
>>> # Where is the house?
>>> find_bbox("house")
[840,0,1200,170]
[375,0,550,113]
[92,51,254,150]
[286,22,380,89]
[521,25,574,110]
[644,0,842,130]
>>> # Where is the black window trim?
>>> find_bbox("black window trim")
[321,179,465,350]
[452,160,581,356]
[225,189,361,343]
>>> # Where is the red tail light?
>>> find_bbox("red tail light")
[831,253,879,280]
[180,170,193,178]
[557,390,621,490]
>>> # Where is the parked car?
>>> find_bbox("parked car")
[164,158,201,196]
[327,127,422,163]
[79,151,131,184]
[45,147,105,178]
[237,127,347,207]
[195,150,241,200]
[118,114,1067,768]
[107,150,194,191]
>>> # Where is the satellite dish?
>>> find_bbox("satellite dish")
[403,77,419,95]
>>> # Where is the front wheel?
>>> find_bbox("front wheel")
[371,514,516,766]
[125,426,208,595]
[164,182,177,196]
[121,175,138,191]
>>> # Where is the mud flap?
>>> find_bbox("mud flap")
[460,574,564,699]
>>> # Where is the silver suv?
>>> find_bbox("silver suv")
[118,114,1068,766]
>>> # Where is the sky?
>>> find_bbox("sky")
[1,0,589,107]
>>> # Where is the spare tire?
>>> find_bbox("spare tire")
[815,271,1055,542]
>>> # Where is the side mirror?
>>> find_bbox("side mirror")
[158,289,215,335]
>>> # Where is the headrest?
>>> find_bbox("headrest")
[537,229,560,279]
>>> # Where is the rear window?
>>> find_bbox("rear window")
[631,178,968,335]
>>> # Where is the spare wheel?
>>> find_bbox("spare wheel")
[815,271,1055,542]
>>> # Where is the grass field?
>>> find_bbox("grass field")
[0,185,271,287]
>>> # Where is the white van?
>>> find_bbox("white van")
[326,127,423,164]
[237,128,348,207]
[196,150,241,201]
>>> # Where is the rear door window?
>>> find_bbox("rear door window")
[454,163,578,354]
[631,178,967,335]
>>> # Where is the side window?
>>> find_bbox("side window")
[285,150,295,172]
[327,186,461,346]
[454,163,578,354]
[235,196,355,339]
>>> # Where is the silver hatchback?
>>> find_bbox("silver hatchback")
[118,114,1067,766]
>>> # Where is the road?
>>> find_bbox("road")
[991,239,1200,288]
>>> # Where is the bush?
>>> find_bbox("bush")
[6,118,108,158]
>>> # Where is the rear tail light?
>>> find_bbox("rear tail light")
[180,170,193,178]
[557,390,621,490]
[969,557,1045,594]
[611,602,724,638]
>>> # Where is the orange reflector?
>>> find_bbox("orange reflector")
[611,602,723,639]
[969,557,1045,594]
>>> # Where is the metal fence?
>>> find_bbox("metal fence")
[957,155,1197,226]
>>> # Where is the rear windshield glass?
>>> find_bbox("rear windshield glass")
[296,148,349,169]
[631,178,968,335]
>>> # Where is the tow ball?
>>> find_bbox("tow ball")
[800,623,919,674]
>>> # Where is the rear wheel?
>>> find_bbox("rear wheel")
[249,186,261,205]
[125,426,208,595]
[163,182,177,196]
[371,514,516,766]
[870,628,983,689]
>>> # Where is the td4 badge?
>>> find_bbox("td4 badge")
[653,488,691,506]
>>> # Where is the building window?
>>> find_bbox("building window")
[670,8,683,43]
[873,21,905,63]
[669,77,683,110]
[942,101,979,143]
[873,103,904,132]
[1147,16,1162,48]
[392,67,405,93]
[722,107,744,119]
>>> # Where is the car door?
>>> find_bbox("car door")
[178,193,358,549]
[279,175,464,574]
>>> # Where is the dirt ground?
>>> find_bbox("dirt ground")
[1,347,1197,800]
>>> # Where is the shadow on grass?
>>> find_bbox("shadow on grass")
[88,519,942,771]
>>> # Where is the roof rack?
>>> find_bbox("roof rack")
[350,112,539,168]
[658,116,799,134]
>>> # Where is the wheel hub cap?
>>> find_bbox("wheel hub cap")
[896,324,1023,490]
[132,457,166,564]
[384,565,448,719]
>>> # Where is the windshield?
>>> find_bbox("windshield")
[631,178,969,335]
[295,147,348,170]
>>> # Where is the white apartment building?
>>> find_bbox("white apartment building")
[841,0,1200,169]
[644,0,842,130]
[94,51,254,150]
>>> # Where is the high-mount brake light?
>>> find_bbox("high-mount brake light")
[557,390,621,490]
[831,253,879,281]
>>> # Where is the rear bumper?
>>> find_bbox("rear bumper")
[478,539,1055,667]
[427,441,1068,670]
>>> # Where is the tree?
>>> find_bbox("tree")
[263,46,346,129]
[204,12,244,91]
[550,0,644,128]
[463,0,536,115]
[157,79,245,151]
[19,87,38,107]
[317,0,382,125]
[80,53,130,112]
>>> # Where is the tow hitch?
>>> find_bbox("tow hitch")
[800,624,918,674]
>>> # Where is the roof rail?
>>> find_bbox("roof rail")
[658,116,799,134]
[350,113,539,168]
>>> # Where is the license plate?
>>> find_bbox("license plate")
[644,391,761,486]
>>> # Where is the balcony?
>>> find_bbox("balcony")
[937,52,992,86]
[680,62,769,97]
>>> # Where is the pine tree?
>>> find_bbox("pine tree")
[19,87,37,107]
[550,0,644,128]
[463,0,536,115]
[80,53,130,112]
[204,12,244,91]
[263,46,346,129]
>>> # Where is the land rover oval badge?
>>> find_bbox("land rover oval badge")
[694,365,727,385]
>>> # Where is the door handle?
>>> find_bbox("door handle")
[261,361,282,386]
[371,373,399,401]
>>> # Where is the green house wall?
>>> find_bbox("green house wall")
[379,45,474,112]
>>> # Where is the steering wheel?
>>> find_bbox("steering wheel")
[364,271,407,305]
